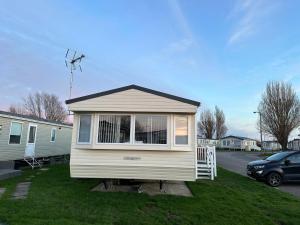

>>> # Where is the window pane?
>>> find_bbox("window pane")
[9,135,21,144]
[78,115,91,143]
[11,122,22,135]
[175,116,188,145]
[288,154,300,163]
[98,115,131,143]
[135,115,167,144]
[51,129,56,142]
[9,122,22,144]
[151,115,167,144]
[28,126,36,143]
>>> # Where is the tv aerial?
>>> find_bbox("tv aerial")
[65,49,85,99]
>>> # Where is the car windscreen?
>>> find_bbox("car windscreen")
[266,152,291,161]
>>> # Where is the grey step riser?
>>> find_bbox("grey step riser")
[197,170,210,172]
[197,173,211,176]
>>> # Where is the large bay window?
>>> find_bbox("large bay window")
[175,116,188,145]
[78,115,92,143]
[77,113,192,147]
[98,115,131,143]
[135,115,167,144]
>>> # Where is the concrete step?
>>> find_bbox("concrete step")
[0,169,22,181]
[0,161,14,169]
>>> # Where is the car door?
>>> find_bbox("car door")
[282,153,300,181]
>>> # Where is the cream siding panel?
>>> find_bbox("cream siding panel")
[71,165,194,181]
[0,117,28,160]
[70,113,196,181]
[70,150,195,181]
[34,124,72,157]
[0,115,72,161]
[68,89,197,113]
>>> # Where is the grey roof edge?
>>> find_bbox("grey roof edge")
[197,136,218,140]
[65,84,201,107]
[221,135,258,141]
[0,110,72,127]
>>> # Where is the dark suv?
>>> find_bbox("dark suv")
[247,151,300,187]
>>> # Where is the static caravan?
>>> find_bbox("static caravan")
[66,85,216,181]
[263,141,282,151]
[220,135,260,151]
[197,137,219,147]
[0,111,72,168]
[288,139,300,151]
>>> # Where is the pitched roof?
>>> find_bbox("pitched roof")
[65,84,200,106]
[221,135,257,141]
[0,110,72,127]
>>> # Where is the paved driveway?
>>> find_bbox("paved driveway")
[217,151,300,198]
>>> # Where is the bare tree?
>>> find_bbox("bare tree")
[215,106,227,139]
[8,104,26,115]
[23,93,43,118]
[21,92,67,122]
[198,109,215,139]
[42,93,67,122]
[258,81,300,149]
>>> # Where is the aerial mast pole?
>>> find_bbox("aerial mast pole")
[65,49,85,99]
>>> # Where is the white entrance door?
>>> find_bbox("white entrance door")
[25,124,37,158]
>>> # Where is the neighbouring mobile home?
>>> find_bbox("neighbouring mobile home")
[0,111,72,168]
[220,135,260,151]
[66,85,217,181]
[263,140,282,151]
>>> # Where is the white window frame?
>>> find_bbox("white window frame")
[133,114,169,146]
[50,128,57,143]
[94,113,169,146]
[174,115,189,146]
[8,121,23,145]
[77,114,92,144]
[96,113,132,145]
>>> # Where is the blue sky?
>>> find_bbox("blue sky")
[1,0,300,139]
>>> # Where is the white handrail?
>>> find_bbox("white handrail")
[196,146,217,180]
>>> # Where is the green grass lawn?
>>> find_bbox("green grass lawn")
[0,165,300,225]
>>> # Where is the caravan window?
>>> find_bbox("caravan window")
[135,115,167,144]
[50,128,56,142]
[97,115,131,143]
[174,116,188,145]
[9,122,22,144]
[78,115,92,143]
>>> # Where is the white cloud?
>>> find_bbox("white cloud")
[168,0,194,39]
[228,0,281,45]
[227,118,259,139]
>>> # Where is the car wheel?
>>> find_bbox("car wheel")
[266,172,282,187]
